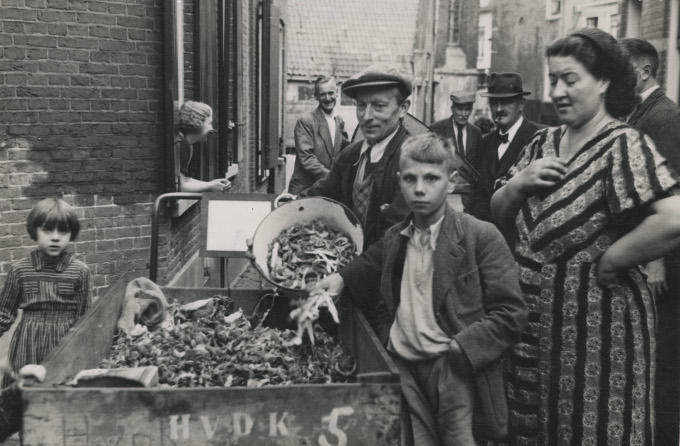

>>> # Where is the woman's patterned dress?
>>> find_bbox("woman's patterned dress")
[501,122,679,445]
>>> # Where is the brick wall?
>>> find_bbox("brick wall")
[0,0,196,294]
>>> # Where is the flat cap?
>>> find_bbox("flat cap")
[342,64,412,99]
[450,91,476,104]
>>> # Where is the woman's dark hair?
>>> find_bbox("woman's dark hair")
[26,198,80,241]
[546,27,637,118]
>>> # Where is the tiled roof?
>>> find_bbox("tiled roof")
[287,0,419,80]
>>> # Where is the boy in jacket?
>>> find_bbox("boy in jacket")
[314,132,527,445]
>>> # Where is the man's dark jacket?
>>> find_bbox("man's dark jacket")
[628,87,680,173]
[340,205,527,440]
[430,117,483,167]
[468,118,543,222]
[628,87,680,446]
[304,124,411,248]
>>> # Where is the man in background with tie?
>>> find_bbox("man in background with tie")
[288,75,349,194]
[468,72,543,224]
[304,64,412,249]
[621,37,680,446]
[430,91,482,212]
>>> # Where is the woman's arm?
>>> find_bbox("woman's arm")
[490,181,528,237]
[599,196,680,286]
[179,173,231,193]
[490,157,567,234]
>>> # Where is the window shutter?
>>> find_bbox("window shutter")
[263,1,282,169]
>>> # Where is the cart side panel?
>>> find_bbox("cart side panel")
[41,274,128,385]
[338,302,400,383]
[22,385,400,446]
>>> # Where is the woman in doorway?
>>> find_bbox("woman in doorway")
[491,28,680,444]
[175,101,232,192]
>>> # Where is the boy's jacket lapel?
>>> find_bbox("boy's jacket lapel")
[381,206,466,313]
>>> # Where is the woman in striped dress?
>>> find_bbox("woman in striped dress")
[491,28,680,445]
[0,198,91,385]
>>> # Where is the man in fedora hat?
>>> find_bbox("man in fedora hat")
[304,63,412,248]
[468,72,543,224]
[431,91,483,212]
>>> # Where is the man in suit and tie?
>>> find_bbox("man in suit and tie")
[468,72,543,223]
[288,75,349,194]
[430,91,482,212]
[621,37,680,446]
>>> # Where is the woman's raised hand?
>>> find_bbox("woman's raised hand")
[511,157,567,196]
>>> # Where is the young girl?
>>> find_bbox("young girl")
[0,198,91,384]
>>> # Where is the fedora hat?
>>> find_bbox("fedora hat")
[450,91,476,104]
[480,72,531,98]
[342,64,412,99]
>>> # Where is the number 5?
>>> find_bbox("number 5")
[318,407,354,446]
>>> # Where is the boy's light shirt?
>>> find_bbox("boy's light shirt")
[388,215,452,361]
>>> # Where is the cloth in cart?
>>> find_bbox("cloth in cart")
[117,277,172,335]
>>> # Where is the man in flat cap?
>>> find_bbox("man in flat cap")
[304,64,412,248]
[431,91,482,212]
[469,72,543,225]
[288,75,349,194]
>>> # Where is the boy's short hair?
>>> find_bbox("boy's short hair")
[177,101,212,134]
[26,198,80,241]
[399,132,455,174]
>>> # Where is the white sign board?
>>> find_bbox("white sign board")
[200,194,274,257]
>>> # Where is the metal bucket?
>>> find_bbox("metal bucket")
[249,197,363,299]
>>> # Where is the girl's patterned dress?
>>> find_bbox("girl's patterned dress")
[0,250,91,383]
[501,122,679,445]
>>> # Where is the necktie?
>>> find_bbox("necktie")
[456,125,465,154]
[498,131,509,144]
[359,146,373,181]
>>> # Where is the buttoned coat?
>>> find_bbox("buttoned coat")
[430,117,483,167]
[468,117,543,222]
[303,124,411,248]
[340,205,527,439]
[288,107,348,194]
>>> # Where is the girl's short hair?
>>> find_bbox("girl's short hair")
[546,27,637,119]
[26,198,80,241]
[399,132,455,174]
[177,101,212,134]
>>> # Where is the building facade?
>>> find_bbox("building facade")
[0,0,287,293]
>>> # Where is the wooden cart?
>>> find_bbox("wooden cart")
[19,276,402,445]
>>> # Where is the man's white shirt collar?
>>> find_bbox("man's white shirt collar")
[399,215,445,250]
[501,116,523,143]
[498,116,523,159]
[639,85,660,103]
[360,126,400,163]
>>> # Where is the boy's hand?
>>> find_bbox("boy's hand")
[309,273,344,297]
[448,339,472,376]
